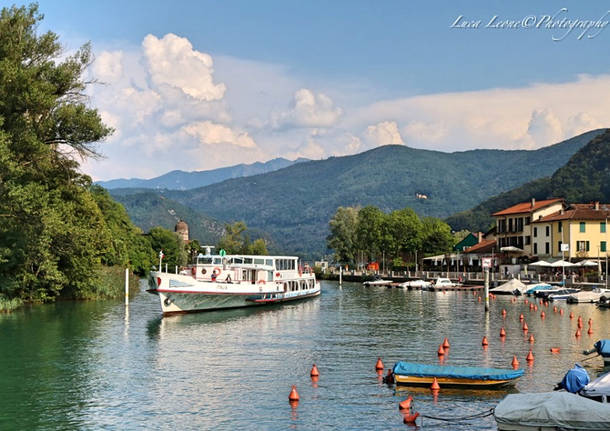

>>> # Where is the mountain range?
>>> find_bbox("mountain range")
[108,129,606,258]
[446,128,610,232]
[97,157,309,190]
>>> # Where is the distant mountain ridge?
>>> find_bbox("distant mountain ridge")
[110,129,606,258]
[98,157,309,190]
[445,128,610,231]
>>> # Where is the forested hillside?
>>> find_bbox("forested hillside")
[110,129,603,258]
[446,129,610,231]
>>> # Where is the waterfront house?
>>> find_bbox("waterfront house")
[532,202,610,260]
[453,232,482,251]
[492,198,565,255]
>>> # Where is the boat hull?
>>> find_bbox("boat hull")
[394,374,516,388]
[149,271,320,315]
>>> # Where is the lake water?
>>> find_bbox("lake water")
[1,281,608,430]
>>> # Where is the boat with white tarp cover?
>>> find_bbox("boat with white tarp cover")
[494,392,610,430]
[490,279,527,296]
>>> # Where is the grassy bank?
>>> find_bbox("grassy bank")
[0,295,24,313]
[75,266,142,300]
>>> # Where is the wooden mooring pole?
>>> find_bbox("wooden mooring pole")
[124,268,129,306]
[484,269,489,312]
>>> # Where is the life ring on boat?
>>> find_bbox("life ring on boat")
[201,268,207,274]
[164,297,173,306]
[213,267,221,275]
[257,279,266,284]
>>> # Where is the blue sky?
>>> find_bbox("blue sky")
[31,1,610,179]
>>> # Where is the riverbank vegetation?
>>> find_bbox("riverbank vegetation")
[0,4,176,311]
[327,206,454,267]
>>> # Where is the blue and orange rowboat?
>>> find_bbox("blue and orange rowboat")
[392,362,524,388]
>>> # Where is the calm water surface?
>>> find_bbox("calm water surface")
[1,281,609,430]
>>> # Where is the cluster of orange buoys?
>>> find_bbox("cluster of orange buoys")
[368,292,598,426]
[287,293,598,427]
[288,364,320,407]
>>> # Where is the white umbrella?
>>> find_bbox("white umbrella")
[528,260,551,267]
[550,259,577,267]
[577,260,598,267]
[501,246,526,253]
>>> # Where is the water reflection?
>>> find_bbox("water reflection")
[1,281,609,430]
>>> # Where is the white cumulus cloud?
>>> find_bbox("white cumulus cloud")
[364,121,405,148]
[182,121,257,148]
[142,33,226,102]
[273,88,343,128]
[92,50,124,83]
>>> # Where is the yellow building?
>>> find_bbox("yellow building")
[533,202,610,259]
[492,198,565,255]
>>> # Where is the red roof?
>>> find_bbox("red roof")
[492,198,563,216]
[534,204,610,222]
[464,239,496,253]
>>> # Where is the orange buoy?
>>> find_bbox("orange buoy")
[588,318,593,326]
[553,306,558,313]
[310,364,320,377]
[550,347,560,353]
[288,385,300,401]
[526,350,534,362]
[540,311,545,319]
[443,337,450,349]
[399,395,413,411]
[528,334,535,343]
[577,321,583,329]
[575,328,581,337]
[587,327,593,335]
[502,309,507,317]
[525,299,529,304]
[560,308,564,315]
[430,377,440,391]
[482,336,489,346]
[500,327,506,337]
[375,357,384,370]
[534,305,538,311]
[522,322,528,331]
[569,312,574,319]
[529,303,534,310]
[519,313,524,321]
[478,296,481,302]
[511,355,520,369]
[437,344,445,356]
[403,412,420,424]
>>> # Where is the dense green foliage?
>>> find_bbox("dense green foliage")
[217,222,269,255]
[446,130,610,231]
[113,129,602,258]
[147,227,187,270]
[327,206,453,266]
[0,5,160,307]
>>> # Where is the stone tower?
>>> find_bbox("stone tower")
[175,220,189,242]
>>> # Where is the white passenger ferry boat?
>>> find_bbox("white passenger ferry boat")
[148,247,321,315]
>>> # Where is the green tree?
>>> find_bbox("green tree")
[355,206,385,262]
[148,227,187,269]
[421,217,454,255]
[326,206,359,264]
[216,221,268,255]
[385,208,423,259]
[0,4,113,302]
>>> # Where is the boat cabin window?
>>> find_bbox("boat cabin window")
[213,257,222,265]
[275,259,297,271]
[266,259,273,266]
[200,257,213,264]
[232,257,243,264]
[244,257,253,264]
[254,258,264,265]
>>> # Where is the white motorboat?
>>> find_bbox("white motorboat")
[429,277,461,289]
[398,279,431,289]
[548,288,581,301]
[363,278,393,287]
[567,288,610,304]
[148,248,320,315]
